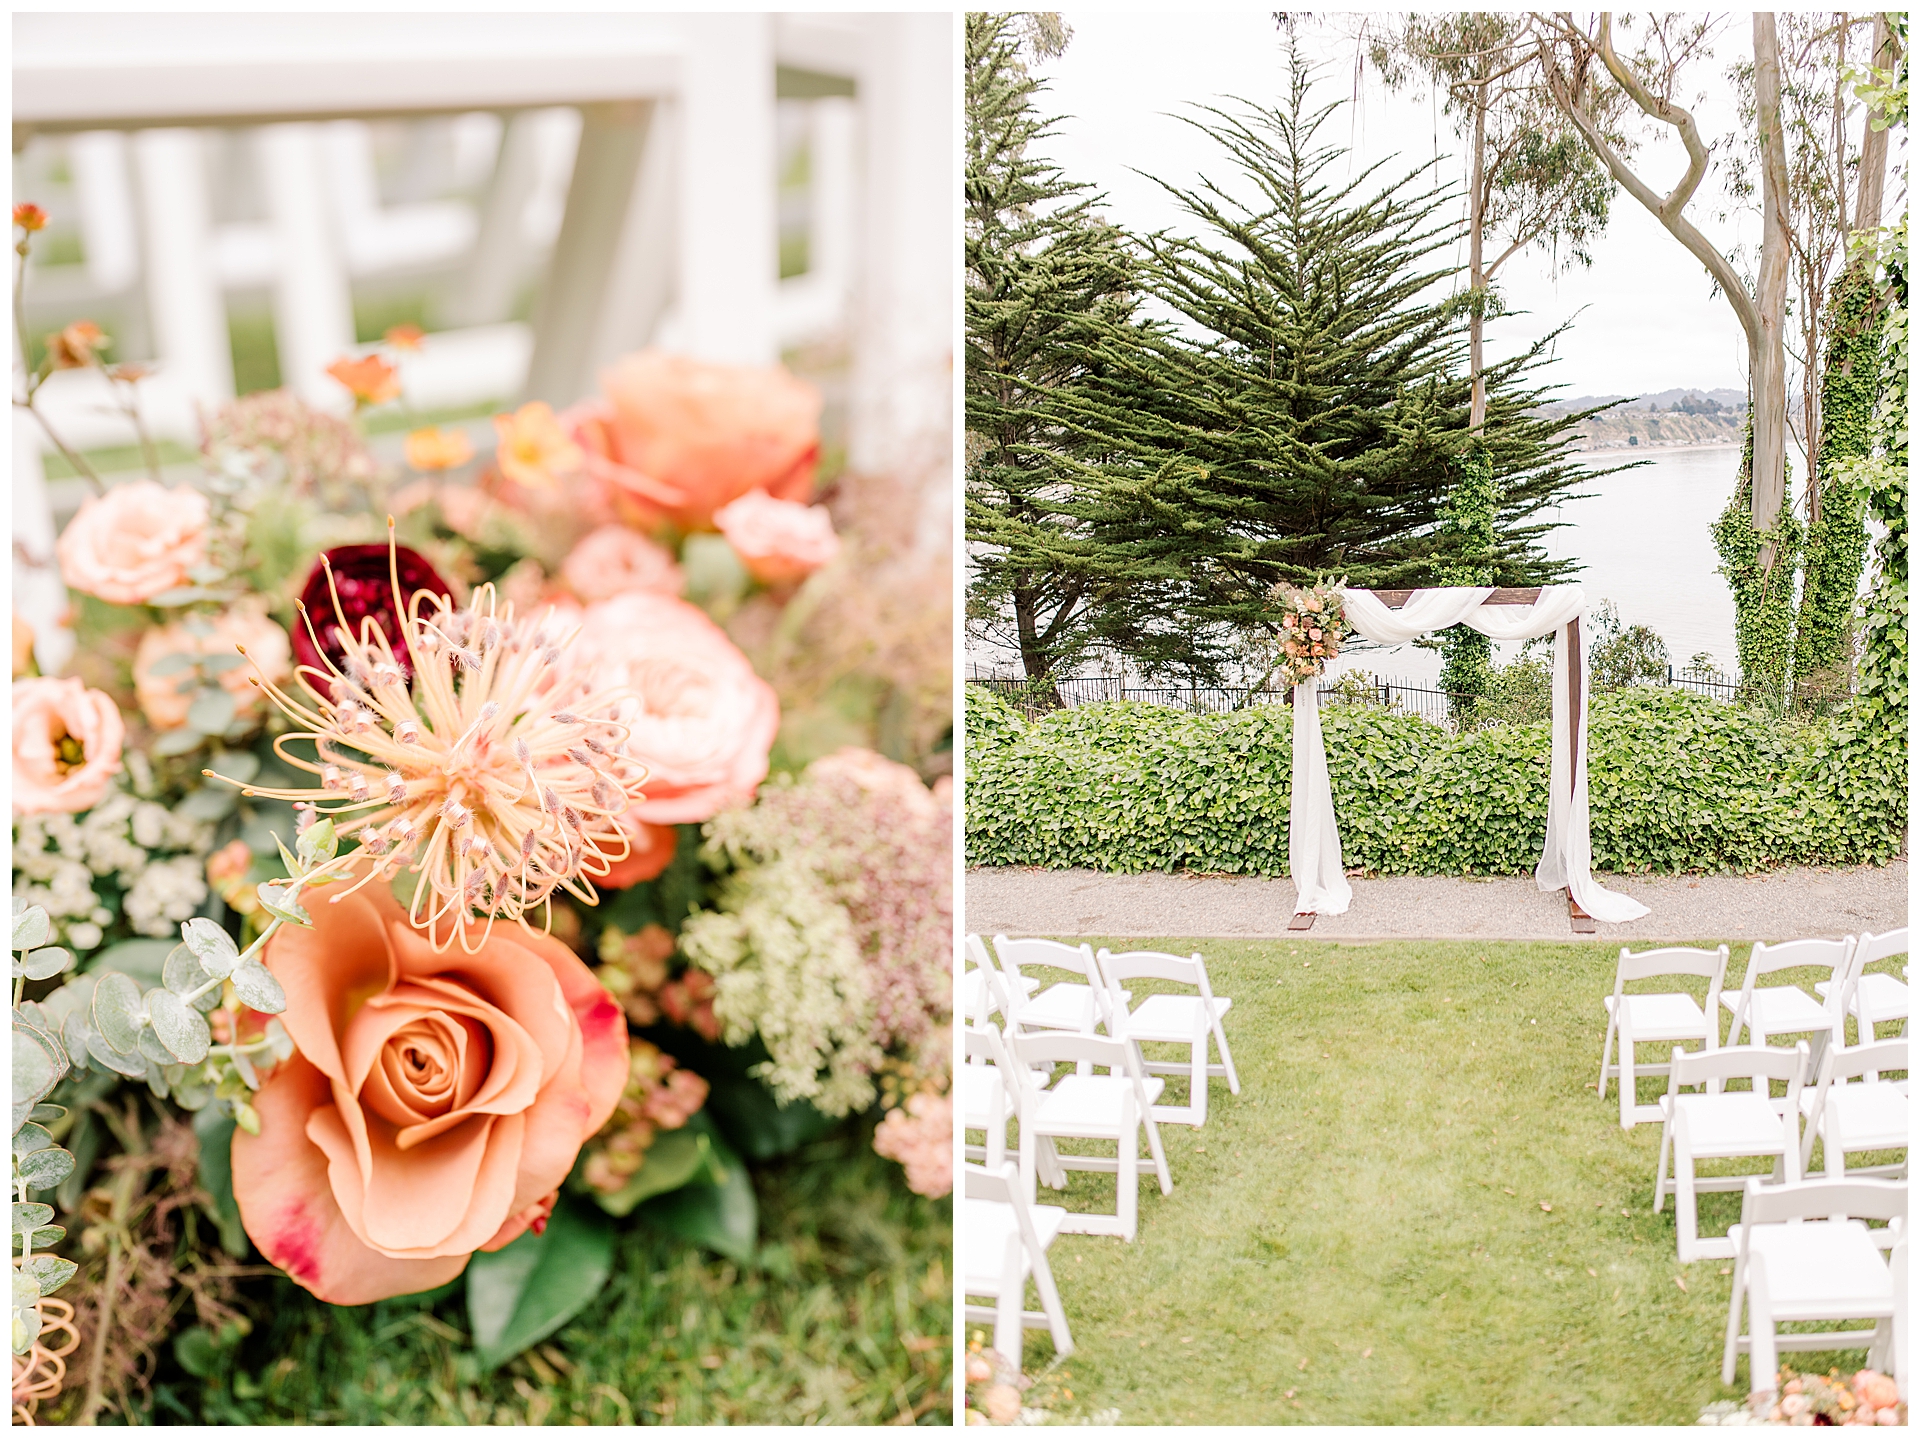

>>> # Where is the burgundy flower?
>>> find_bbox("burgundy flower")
[290,544,451,683]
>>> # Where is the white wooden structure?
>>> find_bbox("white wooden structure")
[12,13,952,669]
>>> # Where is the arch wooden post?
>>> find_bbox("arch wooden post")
[1297,587,1590,934]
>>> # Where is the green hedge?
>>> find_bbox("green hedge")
[964,687,1907,876]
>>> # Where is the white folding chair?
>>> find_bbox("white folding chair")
[1096,947,1239,1128]
[1721,1176,1906,1393]
[962,1161,1074,1369]
[1598,944,1728,1130]
[1654,1042,1808,1262]
[1818,928,1910,1047]
[1799,1038,1909,1184]
[1721,939,1853,1090]
[964,932,1037,1026]
[1008,1029,1171,1242]
[993,935,1121,1038]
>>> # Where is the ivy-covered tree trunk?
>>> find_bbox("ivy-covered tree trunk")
[1793,262,1881,697]
[1434,445,1497,725]
[1712,420,1802,704]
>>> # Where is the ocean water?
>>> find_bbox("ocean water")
[1330,444,1746,687]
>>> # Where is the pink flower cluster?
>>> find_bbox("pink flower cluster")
[871,1093,953,1198]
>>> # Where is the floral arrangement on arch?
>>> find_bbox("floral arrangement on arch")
[1265,579,1347,686]
[9,202,952,1421]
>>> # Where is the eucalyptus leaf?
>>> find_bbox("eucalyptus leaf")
[181,918,239,978]
[206,750,261,786]
[15,1147,74,1191]
[163,943,204,997]
[86,1027,147,1077]
[143,1055,169,1098]
[256,882,310,926]
[200,652,246,675]
[90,972,144,1053]
[177,786,238,822]
[12,1023,64,1110]
[232,1047,259,1091]
[150,726,206,758]
[187,688,238,738]
[147,989,211,1064]
[27,1105,65,1125]
[230,960,286,1015]
[22,947,73,981]
[24,1254,76,1296]
[13,1224,65,1253]
[136,1024,174,1067]
[11,905,50,953]
[466,1196,615,1370]
[12,1203,53,1234]
[61,1012,92,1073]
[143,651,199,677]
[12,1124,51,1156]
[14,1268,42,1350]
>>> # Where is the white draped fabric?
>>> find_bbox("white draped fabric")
[1288,584,1649,924]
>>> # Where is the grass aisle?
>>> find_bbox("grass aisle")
[1000,937,1887,1426]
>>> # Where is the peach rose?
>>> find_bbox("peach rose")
[232,885,626,1305]
[132,606,292,730]
[712,490,842,586]
[570,591,779,825]
[566,351,820,532]
[13,677,125,815]
[595,821,678,889]
[560,524,683,603]
[56,480,210,605]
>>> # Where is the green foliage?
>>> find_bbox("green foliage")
[964,11,1140,681]
[965,685,1906,877]
[1712,422,1803,702]
[1585,600,1669,692]
[12,901,80,1357]
[144,1127,950,1426]
[1795,261,1880,689]
[1433,447,1498,721]
[1044,50,1597,681]
[466,1196,615,1371]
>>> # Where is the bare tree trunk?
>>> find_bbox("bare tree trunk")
[1853,14,1895,234]
[1468,82,1488,434]
[1751,13,1793,565]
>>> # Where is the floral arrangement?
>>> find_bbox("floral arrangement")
[1698,1367,1907,1426]
[10,201,952,1421]
[1265,580,1346,686]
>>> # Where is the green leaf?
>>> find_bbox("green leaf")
[147,988,211,1064]
[582,1124,714,1218]
[191,1108,249,1258]
[12,1021,66,1122]
[638,1133,757,1266]
[86,938,174,987]
[465,1195,615,1370]
[150,726,207,758]
[177,786,238,822]
[256,882,310,926]
[16,1146,74,1191]
[85,1026,147,1077]
[11,904,50,954]
[230,960,286,1015]
[12,1203,54,1234]
[163,943,204,998]
[181,918,239,978]
[13,1225,65,1253]
[22,947,73,981]
[296,818,338,865]
[206,750,261,787]
[91,972,144,1053]
[24,1254,76,1296]
[12,1124,51,1157]
[143,651,198,677]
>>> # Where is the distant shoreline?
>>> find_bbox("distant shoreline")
[1573,439,1742,454]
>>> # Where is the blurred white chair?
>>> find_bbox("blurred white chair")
[1818,929,1910,1049]
[1097,947,1238,1129]
[1654,1042,1808,1263]
[1721,939,1853,1091]
[1799,1039,1909,1184]
[964,932,1035,1026]
[1720,1176,1905,1393]
[962,1161,1073,1370]
[1598,944,1728,1130]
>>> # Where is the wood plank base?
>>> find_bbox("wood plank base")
[1568,894,1596,934]
[1288,912,1318,931]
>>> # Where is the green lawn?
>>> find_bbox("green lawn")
[980,937,1903,1426]
[144,1126,951,1426]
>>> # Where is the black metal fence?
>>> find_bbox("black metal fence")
[968,665,1838,729]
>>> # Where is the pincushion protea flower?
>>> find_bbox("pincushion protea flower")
[213,527,649,952]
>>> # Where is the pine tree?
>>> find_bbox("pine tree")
[1053,50,1595,681]
[963,13,1138,685]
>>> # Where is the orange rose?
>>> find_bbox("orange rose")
[595,821,677,889]
[712,489,841,586]
[568,351,820,532]
[132,606,291,730]
[55,480,210,604]
[232,885,627,1304]
[12,676,124,815]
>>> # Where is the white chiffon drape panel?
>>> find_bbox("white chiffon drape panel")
[1286,584,1648,923]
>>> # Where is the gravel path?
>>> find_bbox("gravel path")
[966,861,1908,943]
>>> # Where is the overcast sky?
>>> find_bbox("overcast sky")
[1033,11,1766,401]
